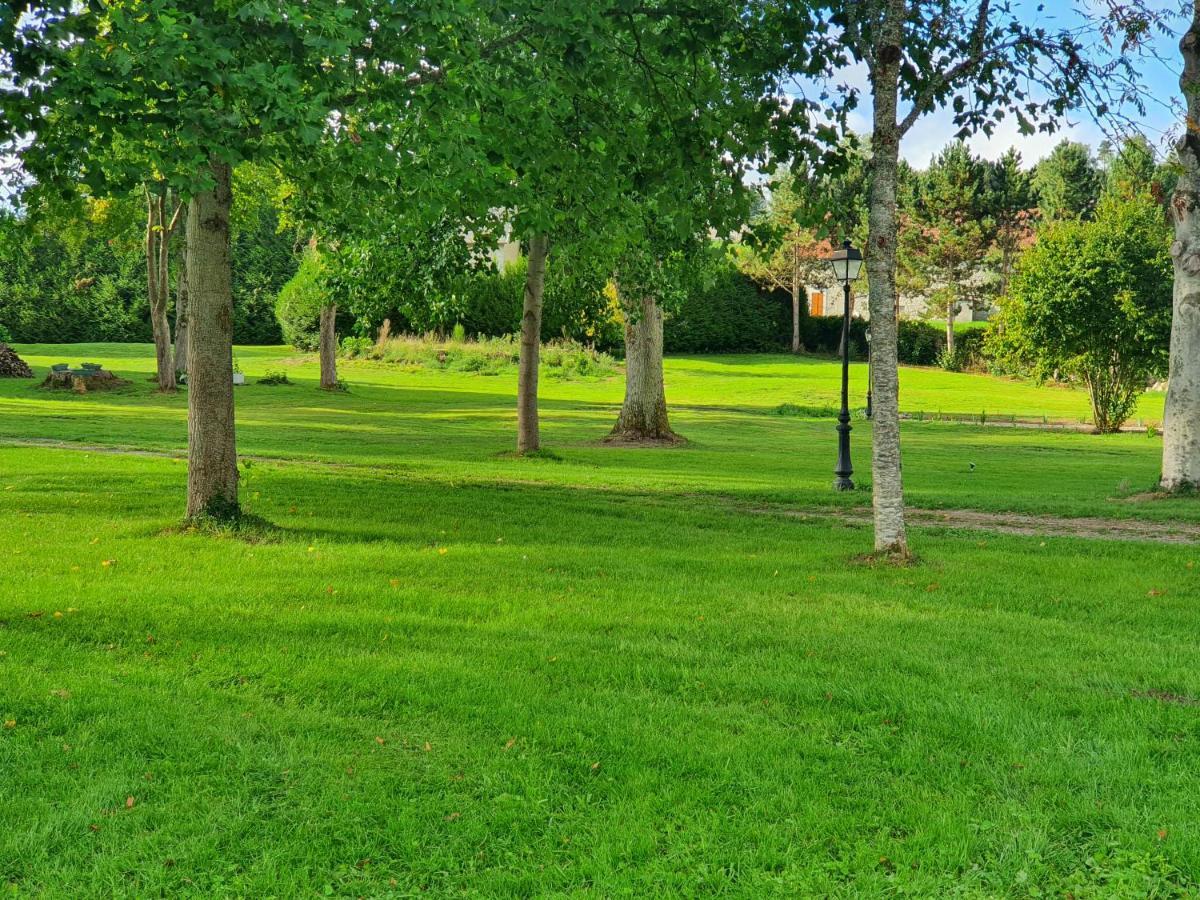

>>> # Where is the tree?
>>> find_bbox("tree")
[144,184,182,391]
[983,148,1034,301]
[1100,135,1159,202]
[906,142,991,356]
[1163,3,1200,490]
[4,1,393,521]
[806,0,1147,555]
[1033,140,1103,221]
[737,169,831,353]
[470,2,802,452]
[992,194,1172,432]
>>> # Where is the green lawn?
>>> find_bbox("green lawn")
[2,344,1199,896]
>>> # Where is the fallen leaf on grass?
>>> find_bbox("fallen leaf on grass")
[1148,588,1167,598]
[374,736,385,745]
[444,812,461,821]
[125,796,135,809]
[423,741,432,752]
[101,559,115,568]
[3,720,14,729]
[1158,829,1168,841]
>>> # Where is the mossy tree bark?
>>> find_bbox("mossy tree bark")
[517,234,550,453]
[185,158,239,521]
[1164,3,1200,491]
[610,292,676,442]
[319,302,338,389]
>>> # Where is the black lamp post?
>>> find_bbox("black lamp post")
[826,239,864,491]
[865,328,873,419]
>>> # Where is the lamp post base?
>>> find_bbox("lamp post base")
[834,418,854,491]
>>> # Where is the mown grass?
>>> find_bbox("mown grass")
[2,343,1199,896]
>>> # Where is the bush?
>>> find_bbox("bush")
[455,257,621,351]
[275,250,330,351]
[991,192,1172,432]
[665,265,787,353]
[365,333,616,380]
[0,323,11,343]
[896,320,945,366]
[339,336,373,358]
[802,315,869,358]
[258,369,291,385]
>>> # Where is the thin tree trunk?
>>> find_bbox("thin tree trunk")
[145,191,176,392]
[517,234,550,453]
[865,1,909,555]
[319,302,338,389]
[1163,3,1200,491]
[946,305,956,356]
[610,292,675,442]
[174,244,189,377]
[185,158,239,521]
[791,243,802,353]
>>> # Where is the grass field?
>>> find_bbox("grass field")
[2,344,1199,896]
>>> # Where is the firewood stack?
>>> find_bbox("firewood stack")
[0,344,34,378]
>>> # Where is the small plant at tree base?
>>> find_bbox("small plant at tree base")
[232,358,243,375]
[258,369,291,386]
[451,323,467,343]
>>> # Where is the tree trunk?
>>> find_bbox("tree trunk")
[945,305,956,356]
[145,191,176,392]
[319,303,338,389]
[517,234,550,453]
[185,158,239,521]
[865,2,909,555]
[1163,4,1200,491]
[610,293,676,442]
[791,244,802,353]
[174,244,189,377]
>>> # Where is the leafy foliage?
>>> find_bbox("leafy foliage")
[275,249,329,352]
[990,193,1172,432]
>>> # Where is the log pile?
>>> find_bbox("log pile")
[0,344,34,378]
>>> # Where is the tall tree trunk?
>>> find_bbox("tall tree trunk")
[945,304,956,356]
[145,191,177,392]
[517,234,550,453]
[185,158,239,521]
[174,244,189,377]
[319,302,338,389]
[610,292,675,442]
[1163,4,1200,491]
[791,243,802,353]
[865,2,909,554]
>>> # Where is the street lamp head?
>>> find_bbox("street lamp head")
[826,239,863,284]
[865,329,872,344]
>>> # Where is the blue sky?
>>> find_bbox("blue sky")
[826,0,1187,167]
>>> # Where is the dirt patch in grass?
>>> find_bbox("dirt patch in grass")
[600,433,688,449]
[1130,689,1200,707]
[769,506,1200,544]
